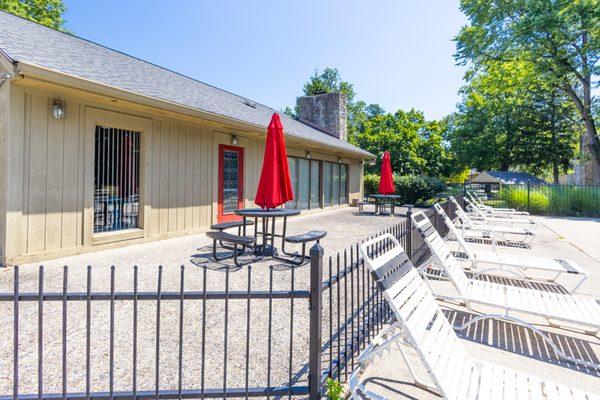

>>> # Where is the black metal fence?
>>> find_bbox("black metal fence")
[452,182,600,217]
[1,199,460,400]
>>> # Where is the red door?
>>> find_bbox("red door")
[218,144,244,222]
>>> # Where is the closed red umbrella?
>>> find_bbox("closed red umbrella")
[255,113,294,209]
[378,151,395,194]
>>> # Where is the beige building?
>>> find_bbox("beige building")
[0,11,371,264]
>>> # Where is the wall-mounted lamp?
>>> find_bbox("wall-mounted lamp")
[231,135,239,145]
[306,151,311,159]
[337,157,342,164]
[0,72,14,88]
[52,100,65,119]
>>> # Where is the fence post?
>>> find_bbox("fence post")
[309,243,324,399]
[527,182,531,213]
[406,204,414,259]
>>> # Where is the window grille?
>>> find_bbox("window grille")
[94,126,140,233]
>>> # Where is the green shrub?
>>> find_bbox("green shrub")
[547,186,572,215]
[494,184,600,216]
[500,186,549,214]
[364,173,446,204]
[394,175,446,205]
[325,378,344,400]
[548,185,600,216]
[363,173,380,197]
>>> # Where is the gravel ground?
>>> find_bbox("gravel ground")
[0,206,401,398]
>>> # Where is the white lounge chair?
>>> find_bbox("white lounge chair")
[463,197,537,226]
[349,234,599,400]
[468,191,530,216]
[411,210,600,336]
[434,203,588,293]
[449,197,536,242]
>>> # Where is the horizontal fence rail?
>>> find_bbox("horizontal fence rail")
[2,264,312,399]
[1,198,461,399]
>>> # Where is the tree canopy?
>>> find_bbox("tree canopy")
[448,60,580,182]
[0,0,68,31]
[456,0,600,180]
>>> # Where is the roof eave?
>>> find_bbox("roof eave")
[16,61,373,159]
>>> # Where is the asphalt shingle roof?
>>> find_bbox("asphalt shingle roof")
[0,11,371,157]
[470,171,547,185]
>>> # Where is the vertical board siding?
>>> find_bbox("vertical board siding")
[60,102,81,248]
[10,91,220,259]
[158,120,170,235]
[149,119,161,236]
[6,85,25,257]
[7,87,362,262]
[26,94,49,254]
[147,121,213,236]
[44,101,64,251]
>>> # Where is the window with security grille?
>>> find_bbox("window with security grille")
[93,126,140,233]
[223,150,240,213]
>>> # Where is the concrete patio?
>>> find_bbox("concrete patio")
[1,206,599,398]
[0,205,398,396]
[357,215,600,398]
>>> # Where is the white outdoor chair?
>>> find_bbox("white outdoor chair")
[450,196,536,242]
[349,234,599,400]
[468,191,530,216]
[463,197,537,226]
[411,211,600,338]
[434,203,588,293]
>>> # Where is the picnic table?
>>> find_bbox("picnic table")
[369,194,401,215]
[235,208,301,256]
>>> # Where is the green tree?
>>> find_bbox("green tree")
[0,0,67,31]
[448,60,579,181]
[291,68,461,179]
[455,0,600,180]
[356,109,452,176]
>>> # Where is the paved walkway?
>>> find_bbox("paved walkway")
[541,216,600,264]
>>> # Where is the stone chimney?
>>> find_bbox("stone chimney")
[297,92,348,141]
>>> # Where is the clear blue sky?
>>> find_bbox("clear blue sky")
[64,1,467,120]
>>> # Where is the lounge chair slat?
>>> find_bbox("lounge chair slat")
[435,203,586,287]
[414,210,600,331]
[349,233,597,400]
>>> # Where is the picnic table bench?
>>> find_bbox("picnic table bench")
[206,230,256,267]
[278,230,327,265]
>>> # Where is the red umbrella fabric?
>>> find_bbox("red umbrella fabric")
[254,113,294,209]
[378,151,395,194]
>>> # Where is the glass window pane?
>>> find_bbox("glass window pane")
[332,163,340,205]
[323,162,332,207]
[223,150,240,213]
[286,157,297,209]
[298,159,310,209]
[340,164,348,204]
[310,160,320,209]
[94,126,140,233]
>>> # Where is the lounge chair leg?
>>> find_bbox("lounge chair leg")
[396,337,438,393]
